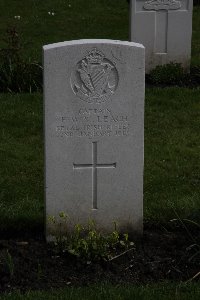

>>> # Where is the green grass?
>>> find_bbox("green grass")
[144,88,200,223]
[0,88,199,235]
[192,6,200,65]
[0,0,129,62]
[0,93,43,235]
[0,283,200,300]
[0,0,199,65]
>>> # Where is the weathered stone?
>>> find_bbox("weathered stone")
[130,0,193,72]
[44,40,144,239]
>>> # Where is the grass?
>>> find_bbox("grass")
[144,88,200,223]
[0,0,129,62]
[0,1,199,65]
[0,93,43,236]
[0,88,199,235]
[0,283,200,300]
[192,6,200,66]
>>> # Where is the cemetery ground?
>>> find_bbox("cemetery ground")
[0,88,200,298]
[0,0,200,298]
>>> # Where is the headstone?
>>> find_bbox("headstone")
[44,39,144,239]
[130,0,193,72]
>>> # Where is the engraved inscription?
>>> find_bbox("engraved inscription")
[55,108,130,139]
[70,49,119,104]
[73,142,116,209]
[143,0,181,10]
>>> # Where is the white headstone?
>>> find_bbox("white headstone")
[44,40,144,239]
[130,0,193,72]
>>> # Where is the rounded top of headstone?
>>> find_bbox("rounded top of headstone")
[43,39,145,51]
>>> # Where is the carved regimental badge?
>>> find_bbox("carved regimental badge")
[70,48,119,104]
[143,0,181,10]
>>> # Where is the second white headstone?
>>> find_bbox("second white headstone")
[130,0,193,72]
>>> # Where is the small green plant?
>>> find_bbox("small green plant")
[49,213,135,263]
[36,261,43,281]
[48,212,69,252]
[190,65,200,86]
[171,211,200,262]
[181,219,200,262]
[147,62,187,86]
[3,250,15,278]
[0,26,42,93]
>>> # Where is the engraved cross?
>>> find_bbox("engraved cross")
[136,0,189,54]
[73,142,116,209]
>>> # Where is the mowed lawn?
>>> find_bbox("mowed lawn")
[0,0,199,65]
[0,283,200,300]
[0,0,129,62]
[0,88,199,235]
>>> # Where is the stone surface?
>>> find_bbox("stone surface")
[44,39,144,239]
[130,0,193,72]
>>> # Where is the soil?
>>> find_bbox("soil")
[0,228,200,293]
